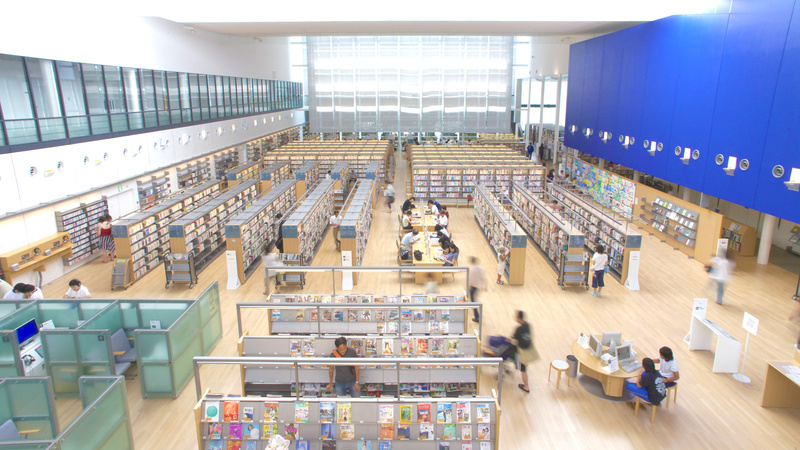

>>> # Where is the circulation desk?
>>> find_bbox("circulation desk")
[570,339,643,397]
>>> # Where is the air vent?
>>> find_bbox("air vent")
[656,142,664,151]
[84,156,90,166]
[103,152,109,161]
[57,161,64,171]
[739,159,750,171]
[643,139,650,149]
[692,149,700,160]
[773,165,785,178]
[715,154,725,165]
[674,146,682,156]
[629,137,635,145]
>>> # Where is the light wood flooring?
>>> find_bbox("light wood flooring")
[39,150,800,449]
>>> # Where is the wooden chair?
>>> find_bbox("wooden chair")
[665,384,678,408]
[397,240,412,265]
[634,396,658,423]
[548,359,570,389]
[443,253,458,282]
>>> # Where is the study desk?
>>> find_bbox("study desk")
[761,361,800,407]
[412,240,444,284]
[409,214,439,232]
[570,339,643,397]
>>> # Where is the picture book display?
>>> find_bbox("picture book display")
[443,424,456,440]
[208,423,222,439]
[285,423,298,440]
[228,423,242,439]
[380,423,394,440]
[340,424,354,440]
[398,424,410,440]
[462,425,472,440]
[320,402,335,423]
[243,423,259,440]
[399,405,412,424]
[227,440,241,450]
[264,403,279,422]
[379,405,394,423]
[242,406,254,422]
[419,423,434,440]
[296,441,310,450]
[295,402,310,423]
[337,403,352,423]
[457,402,470,423]
[320,423,335,440]
[477,424,490,440]
[475,404,491,423]
[224,401,239,422]
[263,423,278,439]
[438,403,453,423]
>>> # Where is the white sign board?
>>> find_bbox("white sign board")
[716,239,729,258]
[341,251,353,291]
[226,250,241,290]
[150,320,161,330]
[624,251,640,291]
[693,298,709,319]
[742,312,759,336]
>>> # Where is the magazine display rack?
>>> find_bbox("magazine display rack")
[721,218,757,256]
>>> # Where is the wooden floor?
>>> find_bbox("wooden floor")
[39,150,800,449]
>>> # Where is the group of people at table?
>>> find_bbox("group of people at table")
[398,197,458,265]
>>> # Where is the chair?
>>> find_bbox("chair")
[633,397,658,423]
[548,359,570,389]
[0,419,39,440]
[665,383,678,408]
[397,240,412,266]
[443,253,458,282]
[110,329,137,375]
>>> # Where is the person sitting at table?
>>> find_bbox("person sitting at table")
[440,205,450,220]
[434,224,449,238]
[401,210,414,230]
[438,211,449,228]
[625,357,667,409]
[436,230,451,248]
[653,346,680,387]
[2,283,27,300]
[547,169,555,182]
[401,196,416,212]
[441,243,459,266]
[427,199,439,215]
[400,230,420,259]
[550,200,561,213]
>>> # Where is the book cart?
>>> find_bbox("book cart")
[178,158,212,189]
[137,171,171,209]
[225,180,299,285]
[55,197,108,265]
[112,179,225,284]
[340,180,376,283]
[721,217,757,256]
[548,184,641,283]
[169,180,260,275]
[282,180,336,266]
[330,161,352,211]
[511,182,587,289]
[164,252,198,288]
[473,184,527,285]
[260,161,292,192]
[295,161,322,198]
[226,160,261,183]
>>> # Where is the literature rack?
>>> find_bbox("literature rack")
[0,232,72,284]
[177,158,212,189]
[112,179,225,283]
[169,180,260,274]
[479,132,525,153]
[137,171,171,209]
[194,390,500,450]
[566,157,636,218]
[721,218,757,256]
[329,161,352,211]
[260,161,292,192]
[640,197,700,248]
[295,161,322,198]
[225,180,299,284]
[473,184,527,285]
[511,182,585,282]
[340,180,376,278]
[214,150,240,179]
[547,184,641,282]
[55,197,108,265]
[226,160,260,183]
[283,180,336,265]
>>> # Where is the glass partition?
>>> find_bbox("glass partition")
[0,332,21,378]
[0,303,38,333]
[0,378,57,442]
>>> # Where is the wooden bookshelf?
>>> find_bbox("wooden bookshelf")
[225,160,260,183]
[294,160,322,198]
[0,232,72,284]
[225,180,299,284]
[177,158,212,189]
[473,183,527,285]
[169,181,260,274]
[137,171,171,209]
[340,179,376,283]
[214,150,240,180]
[55,197,108,265]
[364,161,382,208]
[282,179,336,265]
[259,161,292,193]
[329,161,352,211]
[262,140,391,180]
[412,164,546,202]
[721,218,757,256]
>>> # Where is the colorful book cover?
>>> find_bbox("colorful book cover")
[290,340,301,356]
[417,338,429,355]
[400,295,410,303]
[243,423,259,440]
[448,339,459,355]
[296,441,310,450]
[441,322,450,334]
[310,310,318,322]
[228,423,243,439]
[263,422,278,439]
[366,339,377,355]
[271,310,280,321]
[285,423,298,440]
[320,402,335,423]
[419,423,434,440]
[377,322,386,333]
[227,441,241,450]
[428,322,440,333]
[334,310,344,321]
[348,310,358,322]
[208,440,223,450]
[462,425,472,440]
[224,401,239,421]
[350,338,364,355]
[462,442,473,450]
[443,424,456,440]
[337,403,352,424]
[431,338,444,356]
[294,402,309,423]
[360,310,371,321]
[382,339,394,355]
[397,424,410,440]
[400,322,410,333]
[374,310,385,321]
[302,338,315,356]
[442,309,450,321]
[296,309,305,321]
[401,309,412,321]
[323,310,332,321]
[378,405,394,423]
[438,403,453,423]
[417,404,432,423]
[413,309,424,321]
[388,309,399,321]
[204,401,221,422]
[320,423,335,439]
[475,404,490,423]
[399,405,412,424]
[322,440,336,450]
[439,443,450,450]
[477,424,490,440]
[457,402,471,423]
[379,423,394,440]
[358,442,372,450]
[401,338,410,356]
[242,406,254,422]
[264,403,279,422]
[340,424,355,440]
[245,441,257,450]
[378,442,391,450]
[208,422,222,439]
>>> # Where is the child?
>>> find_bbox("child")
[496,246,509,284]
[64,279,92,298]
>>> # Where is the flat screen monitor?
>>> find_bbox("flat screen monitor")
[615,343,635,364]
[589,334,603,357]
[601,332,623,347]
[15,319,39,347]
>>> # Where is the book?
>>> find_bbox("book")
[348,310,358,322]
[431,338,444,356]
[227,441,241,450]
[443,424,456,440]
[379,405,394,423]
[457,402,471,423]
[378,442,391,450]
[290,340,301,356]
[208,423,222,439]
[448,339,459,355]
[245,441,257,450]
[442,309,450,321]
[322,440,336,450]
[310,310,318,322]
[401,309,412,321]
[264,403,279,422]
[208,440,223,450]
[296,441,310,450]
[477,424,490,440]
[439,443,450,450]
[360,310,371,321]
[243,423,259,439]
[413,309,424,321]
[438,403,453,423]
[228,423,243,439]
[480,443,490,450]
[323,310,332,321]
[337,403,352,424]
[295,402,309,423]
[417,404,432,423]
[296,309,305,321]
[379,423,394,440]
[377,322,386,333]
[302,338,315,356]
[419,423,434,439]
[285,423,298,440]
[334,310,344,321]
[263,423,278,439]
[357,442,372,450]
[224,401,239,421]
[374,310,385,321]
[401,338,410,356]
[271,310,280,321]
[399,405,412,424]
[398,424,410,440]
[428,322,440,333]
[242,406,254,422]
[462,425,472,440]
[462,442,473,450]
[204,401,221,422]
[320,402,335,423]
[366,338,377,356]
[475,404,491,423]
[320,423,335,439]
[382,339,394,355]
[417,338,429,355]
[350,338,364,355]
[441,322,450,334]
[340,424,355,440]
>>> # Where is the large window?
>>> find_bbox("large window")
[307,36,513,133]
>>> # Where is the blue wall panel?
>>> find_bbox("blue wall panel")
[563,41,585,150]
[580,38,605,156]
[594,31,624,162]
[612,25,650,168]
[703,10,793,207]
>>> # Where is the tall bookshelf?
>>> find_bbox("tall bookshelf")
[511,182,585,277]
[283,179,336,265]
[260,161,292,192]
[473,183,527,285]
[55,197,108,265]
[214,150,240,179]
[721,218,757,256]
[177,159,212,189]
[137,171,171,209]
[169,181,260,274]
[640,197,699,248]
[112,179,225,283]
[413,164,545,201]
[262,140,390,179]
[340,179,375,283]
[226,160,260,183]
[329,161,352,211]
[295,160,322,198]
[225,180,299,284]
[364,161,382,209]
[245,141,261,163]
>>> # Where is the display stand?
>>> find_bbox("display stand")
[721,218,758,256]
[688,311,742,373]
[260,161,292,192]
[55,197,108,265]
[0,232,72,284]
[136,171,171,209]
[164,252,198,288]
[282,180,336,265]
[340,180,375,283]
[733,312,759,383]
[473,183,527,285]
[294,161,322,198]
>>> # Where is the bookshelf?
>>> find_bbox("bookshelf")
[340,180,375,281]
[411,161,545,202]
[225,180,299,284]
[0,232,72,284]
[511,183,585,280]
[283,180,336,265]
[112,179,225,283]
[641,197,700,248]
[262,141,391,180]
[295,161,322,198]
[547,184,642,283]
[260,161,292,192]
[169,181,260,274]
[566,156,636,218]
[55,197,108,265]
[721,218,757,256]
[226,160,260,183]
[137,171,171,209]
[177,159,212,189]
[214,150,240,180]
[329,161,352,211]
[364,161,382,208]
[246,141,261,163]
[473,184,527,285]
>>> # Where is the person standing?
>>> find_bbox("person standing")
[385,184,395,212]
[262,252,286,295]
[468,257,487,323]
[326,337,360,397]
[329,210,342,247]
[625,358,667,408]
[97,215,116,263]
[708,255,734,304]
[526,143,534,159]
[496,246,510,285]
[590,245,608,297]
[508,310,538,393]
[274,213,285,254]
[64,279,92,298]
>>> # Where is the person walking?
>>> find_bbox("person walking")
[385,184,395,212]
[468,257,487,323]
[508,310,538,393]
[97,214,116,263]
[708,255,734,304]
[590,245,608,297]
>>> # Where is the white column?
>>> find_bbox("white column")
[699,193,710,208]
[598,158,606,170]
[633,170,640,182]
[757,214,778,265]
[682,187,692,202]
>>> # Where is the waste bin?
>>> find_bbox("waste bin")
[566,355,578,378]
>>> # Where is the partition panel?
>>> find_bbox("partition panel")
[0,332,22,378]
[136,302,189,330]
[197,282,223,355]
[6,379,57,440]
[53,378,132,450]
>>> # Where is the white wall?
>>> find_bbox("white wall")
[528,35,597,76]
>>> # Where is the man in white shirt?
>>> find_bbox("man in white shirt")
[654,346,680,387]
[438,213,449,228]
[22,284,43,300]
[325,170,332,180]
[329,211,342,245]
[708,255,734,304]
[427,200,439,215]
[64,279,92,299]
[400,230,420,252]
[0,279,12,299]
[2,283,26,300]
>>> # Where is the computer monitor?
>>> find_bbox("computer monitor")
[589,333,603,357]
[615,343,636,364]
[601,332,623,347]
[15,319,39,348]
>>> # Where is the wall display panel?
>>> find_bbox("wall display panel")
[569,158,636,217]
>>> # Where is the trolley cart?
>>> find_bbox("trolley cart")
[164,252,198,288]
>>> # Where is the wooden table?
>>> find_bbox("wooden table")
[412,240,444,284]
[761,361,800,407]
[570,339,643,397]
[409,214,439,232]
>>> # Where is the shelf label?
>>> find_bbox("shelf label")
[742,312,758,336]
[226,251,241,290]
[341,251,353,291]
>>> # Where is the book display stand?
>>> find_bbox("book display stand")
[260,161,292,192]
[340,180,376,276]
[283,180,336,265]
[262,141,391,180]
[721,218,757,256]
[473,184,527,285]
[178,158,212,189]
[641,197,700,248]
[55,197,108,265]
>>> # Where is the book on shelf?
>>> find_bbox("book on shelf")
[204,401,221,422]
